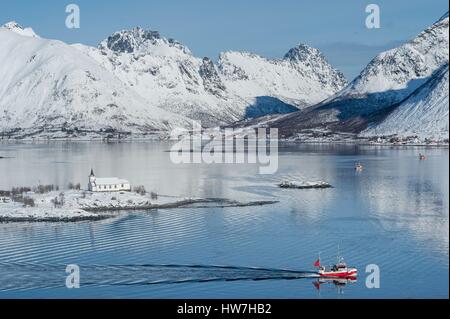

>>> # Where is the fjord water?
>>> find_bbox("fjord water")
[0,142,448,298]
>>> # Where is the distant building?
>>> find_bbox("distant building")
[87,169,131,192]
[0,197,11,203]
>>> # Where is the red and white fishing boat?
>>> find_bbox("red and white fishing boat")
[313,251,357,278]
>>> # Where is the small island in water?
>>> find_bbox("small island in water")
[278,180,332,189]
[0,170,277,222]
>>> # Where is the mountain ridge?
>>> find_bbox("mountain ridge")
[1,13,447,142]
[266,12,449,141]
[362,63,449,141]
[0,21,347,137]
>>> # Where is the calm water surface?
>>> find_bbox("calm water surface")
[0,142,448,298]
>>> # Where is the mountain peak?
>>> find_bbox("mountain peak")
[282,43,347,89]
[284,43,324,62]
[1,21,38,38]
[100,26,191,55]
[2,21,23,30]
[350,7,449,97]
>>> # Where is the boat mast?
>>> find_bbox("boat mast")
[337,245,342,263]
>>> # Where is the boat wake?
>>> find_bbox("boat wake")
[0,263,319,292]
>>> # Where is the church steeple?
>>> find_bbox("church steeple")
[89,169,96,185]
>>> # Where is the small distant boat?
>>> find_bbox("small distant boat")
[314,251,357,278]
[419,153,427,161]
[355,163,364,171]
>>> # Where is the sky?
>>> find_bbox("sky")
[1,0,448,79]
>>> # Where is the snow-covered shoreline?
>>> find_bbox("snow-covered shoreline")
[0,190,278,223]
[0,135,448,146]
[279,129,449,146]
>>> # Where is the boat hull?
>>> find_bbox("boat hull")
[319,268,357,278]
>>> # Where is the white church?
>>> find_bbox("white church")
[88,169,131,192]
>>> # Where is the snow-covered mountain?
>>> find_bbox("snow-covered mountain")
[271,12,449,138]
[0,22,191,138]
[0,20,347,137]
[218,44,347,108]
[362,64,449,141]
[79,28,347,126]
[75,27,241,127]
[2,21,38,38]
[333,11,449,115]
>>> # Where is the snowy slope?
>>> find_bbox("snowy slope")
[270,12,449,136]
[0,22,347,136]
[218,44,347,108]
[336,11,449,110]
[75,27,243,127]
[2,21,38,38]
[0,23,190,137]
[77,28,346,126]
[363,64,449,140]
[324,11,449,117]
